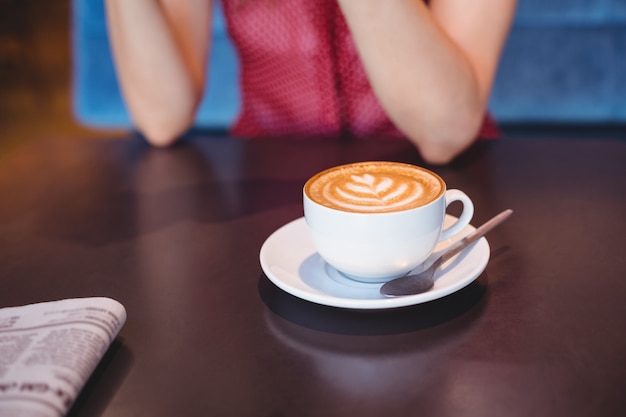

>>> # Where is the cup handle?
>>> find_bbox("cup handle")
[439,189,474,241]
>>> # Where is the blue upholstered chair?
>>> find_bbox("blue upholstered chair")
[71,0,626,130]
[490,0,626,123]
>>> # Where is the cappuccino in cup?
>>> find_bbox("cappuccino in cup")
[305,162,444,213]
[303,162,474,282]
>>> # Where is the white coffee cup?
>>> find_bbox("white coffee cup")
[303,161,474,283]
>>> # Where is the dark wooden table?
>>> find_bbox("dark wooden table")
[1,133,625,417]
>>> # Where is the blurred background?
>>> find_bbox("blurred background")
[1,0,625,156]
[0,0,125,155]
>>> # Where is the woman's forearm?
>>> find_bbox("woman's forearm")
[338,0,516,164]
[105,0,211,146]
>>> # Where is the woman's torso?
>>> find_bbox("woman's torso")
[220,0,498,140]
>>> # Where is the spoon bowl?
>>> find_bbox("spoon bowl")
[380,209,513,297]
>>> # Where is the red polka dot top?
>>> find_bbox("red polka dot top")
[220,0,499,140]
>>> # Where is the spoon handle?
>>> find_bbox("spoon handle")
[437,209,513,267]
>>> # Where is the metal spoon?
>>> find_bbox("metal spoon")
[380,209,513,297]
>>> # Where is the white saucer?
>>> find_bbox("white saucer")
[259,216,490,310]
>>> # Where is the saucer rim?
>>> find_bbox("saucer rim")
[259,216,490,310]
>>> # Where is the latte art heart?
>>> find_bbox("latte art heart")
[324,173,424,212]
[305,162,444,213]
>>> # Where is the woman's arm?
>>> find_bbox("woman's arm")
[105,0,211,146]
[338,0,517,164]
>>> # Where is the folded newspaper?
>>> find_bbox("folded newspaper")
[0,297,127,417]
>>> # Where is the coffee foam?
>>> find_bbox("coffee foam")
[305,162,444,213]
